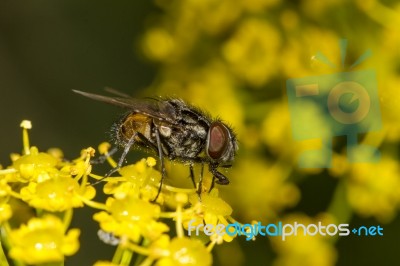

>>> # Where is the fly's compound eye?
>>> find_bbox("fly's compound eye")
[207,122,229,160]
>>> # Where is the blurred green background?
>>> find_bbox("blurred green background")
[1,0,400,265]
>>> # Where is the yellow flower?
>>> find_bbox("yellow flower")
[93,195,169,242]
[300,0,344,19]
[0,202,12,223]
[183,189,234,243]
[156,237,212,266]
[8,215,80,265]
[223,157,300,222]
[280,27,339,79]
[196,189,233,220]
[242,0,281,13]
[222,18,281,86]
[378,26,400,124]
[0,169,17,222]
[149,234,170,259]
[347,157,400,222]
[187,63,244,132]
[180,0,242,35]
[261,101,332,169]
[102,157,161,201]
[261,102,295,155]
[376,45,400,141]
[271,214,337,266]
[20,174,96,212]
[9,146,59,183]
[0,178,12,197]
[142,28,176,61]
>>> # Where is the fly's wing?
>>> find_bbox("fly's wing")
[73,90,178,123]
[103,87,132,98]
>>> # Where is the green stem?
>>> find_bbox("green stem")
[132,238,150,266]
[77,195,107,210]
[120,249,133,266]
[62,209,73,232]
[175,204,184,238]
[327,180,353,243]
[1,224,26,266]
[0,239,10,266]
[36,208,44,217]
[112,244,124,264]
[21,126,30,155]
[206,239,217,252]
[113,243,136,266]
[125,242,150,256]
[138,257,154,266]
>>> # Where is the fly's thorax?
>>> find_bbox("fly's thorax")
[153,120,172,138]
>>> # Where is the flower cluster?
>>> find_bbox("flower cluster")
[0,121,90,265]
[90,144,238,266]
[0,121,243,266]
[270,214,338,266]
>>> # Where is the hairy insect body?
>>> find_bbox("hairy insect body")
[73,90,238,187]
[114,101,212,164]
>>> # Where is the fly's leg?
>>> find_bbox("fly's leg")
[198,164,204,195]
[189,164,204,197]
[209,165,229,192]
[209,175,215,192]
[90,146,118,165]
[91,134,136,186]
[152,129,166,202]
[189,164,199,200]
[189,164,196,188]
[105,133,136,177]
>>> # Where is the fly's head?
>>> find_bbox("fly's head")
[205,121,238,169]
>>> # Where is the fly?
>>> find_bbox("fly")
[73,89,238,199]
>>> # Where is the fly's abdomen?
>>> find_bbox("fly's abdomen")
[119,113,152,144]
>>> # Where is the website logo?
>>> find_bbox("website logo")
[187,220,384,241]
[286,39,382,168]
